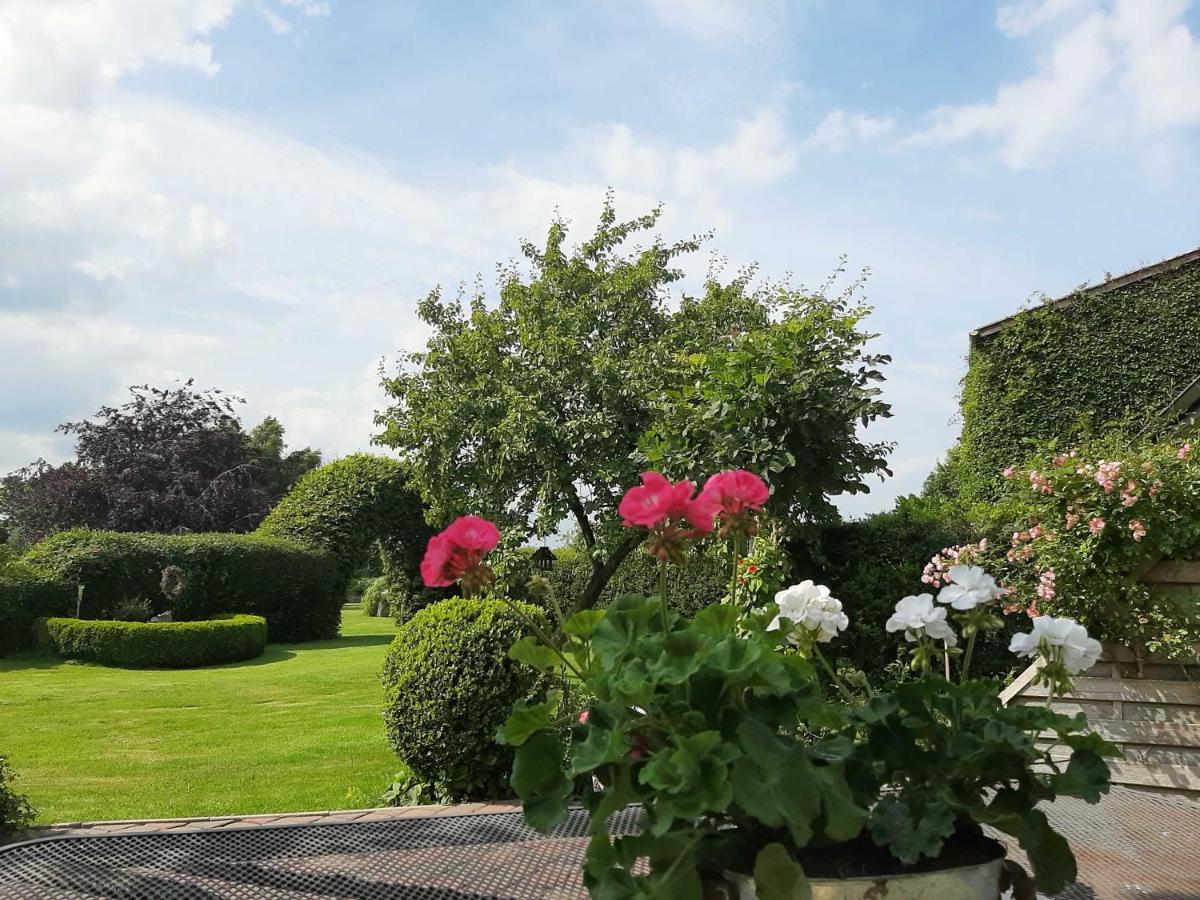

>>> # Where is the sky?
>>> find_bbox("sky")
[1,0,1198,517]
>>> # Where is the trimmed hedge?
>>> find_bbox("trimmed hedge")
[38,614,268,668]
[0,561,73,654]
[22,530,340,643]
[381,598,547,799]
[257,454,431,583]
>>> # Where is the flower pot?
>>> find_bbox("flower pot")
[712,856,1005,900]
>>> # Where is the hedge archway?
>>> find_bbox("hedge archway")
[256,454,432,588]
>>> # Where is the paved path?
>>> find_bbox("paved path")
[1,788,1197,898]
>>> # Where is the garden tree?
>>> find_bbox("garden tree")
[376,200,892,609]
[246,416,323,500]
[0,383,321,542]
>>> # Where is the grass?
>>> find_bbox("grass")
[0,606,401,824]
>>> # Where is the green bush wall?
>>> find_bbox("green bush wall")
[38,614,267,668]
[0,561,74,654]
[21,530,340,643]
[957,259,1200,502]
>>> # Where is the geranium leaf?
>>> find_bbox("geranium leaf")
[754,843,811,900]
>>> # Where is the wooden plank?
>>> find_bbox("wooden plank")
[999,658,1044,707]
[1023,678,1200,705]
[1140,559,1200,584]
[1039,721,1200,748]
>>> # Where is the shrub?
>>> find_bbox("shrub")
[22,530,340,642]
[0,561,73,654]
[544,545,730,617]
[257,454,431,585]
[360,576,391,616]
[381,598,547,799]
[0,755,35,834]
[38,614,268,668]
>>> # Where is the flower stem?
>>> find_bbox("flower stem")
[943,640,952,679]
[960,631,978,683]
[658,558,669,632]
[812,644,856,703]
[728,534,742,607]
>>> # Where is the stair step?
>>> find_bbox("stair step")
[1046,754,1200,792]
[1022,678,1200,704]
[1039,721,1200,748]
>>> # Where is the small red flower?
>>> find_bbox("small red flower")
[578,710,589,724]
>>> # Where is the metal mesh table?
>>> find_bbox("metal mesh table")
[0,808,642,899]
[1,789,1198,899]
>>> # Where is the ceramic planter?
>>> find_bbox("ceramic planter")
[712,855,1004,900]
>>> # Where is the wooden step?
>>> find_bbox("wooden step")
[1022,678,1200,704]
[1045,753,1200,792]
[1039,720,1200,748]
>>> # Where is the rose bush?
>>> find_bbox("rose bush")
[984,435,1200,655]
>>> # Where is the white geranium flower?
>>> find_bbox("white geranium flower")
[937,565,1004,611]
[885,594,958,647]
[1009,615,1102,674]
[768,580,849,643]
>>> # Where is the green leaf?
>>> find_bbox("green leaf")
[1051,748,1111,803]
[754,843,811,900]
[507,635,561,672]
[510,731,571,833]
[868,796,955,865]
[571,721,630,774]
[496,689,561,747]
[563,609,606,638]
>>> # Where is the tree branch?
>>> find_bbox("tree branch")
[564,482,597,549]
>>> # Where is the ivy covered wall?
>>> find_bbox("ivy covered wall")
[955,255,1200,502]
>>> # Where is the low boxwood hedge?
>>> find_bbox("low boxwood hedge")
[21,530,341,643]
[38,614,268,668]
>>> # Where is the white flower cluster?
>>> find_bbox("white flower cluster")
[885,594,956,646]
[884,565,1002,645]
[768,580,848,644]
[1009,615,1102,674]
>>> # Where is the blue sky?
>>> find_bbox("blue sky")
[2,0,1198,516]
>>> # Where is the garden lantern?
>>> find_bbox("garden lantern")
[531,546,556,571]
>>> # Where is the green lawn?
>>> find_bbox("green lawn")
[0,606,401,824]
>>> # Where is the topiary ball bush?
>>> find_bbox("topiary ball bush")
[381,598,547,799]
[0,754,36,834]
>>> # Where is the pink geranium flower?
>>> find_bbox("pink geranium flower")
[420,515,500,588]
[1088,517,1105,535]
[618,472,714,533]
[699,469,769,517]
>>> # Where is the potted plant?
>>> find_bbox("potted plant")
[420,469,1116,899]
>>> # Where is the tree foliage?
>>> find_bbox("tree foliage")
[0,382,320,543]
[376,200,892,608]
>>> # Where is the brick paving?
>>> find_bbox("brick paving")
[0,789,1196,898]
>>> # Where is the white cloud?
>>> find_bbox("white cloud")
[910,0,1200,169]
[589,108,797,206]
[0,0,235,107]
[803,108,897,151]
[995,0,1087,37]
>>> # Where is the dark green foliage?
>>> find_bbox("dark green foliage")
[0,755,35,834]
[360,576,394,616]
[545,546,730,617]
[22,530,341,643]
[958,260,1200,502]
[38,614,267,668]
[848,675,1117,893]
[790,497,1015,681]
[0,560,73,654]
[500,595,863,895]
[381,598,547,799]
[256,454,431,587]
